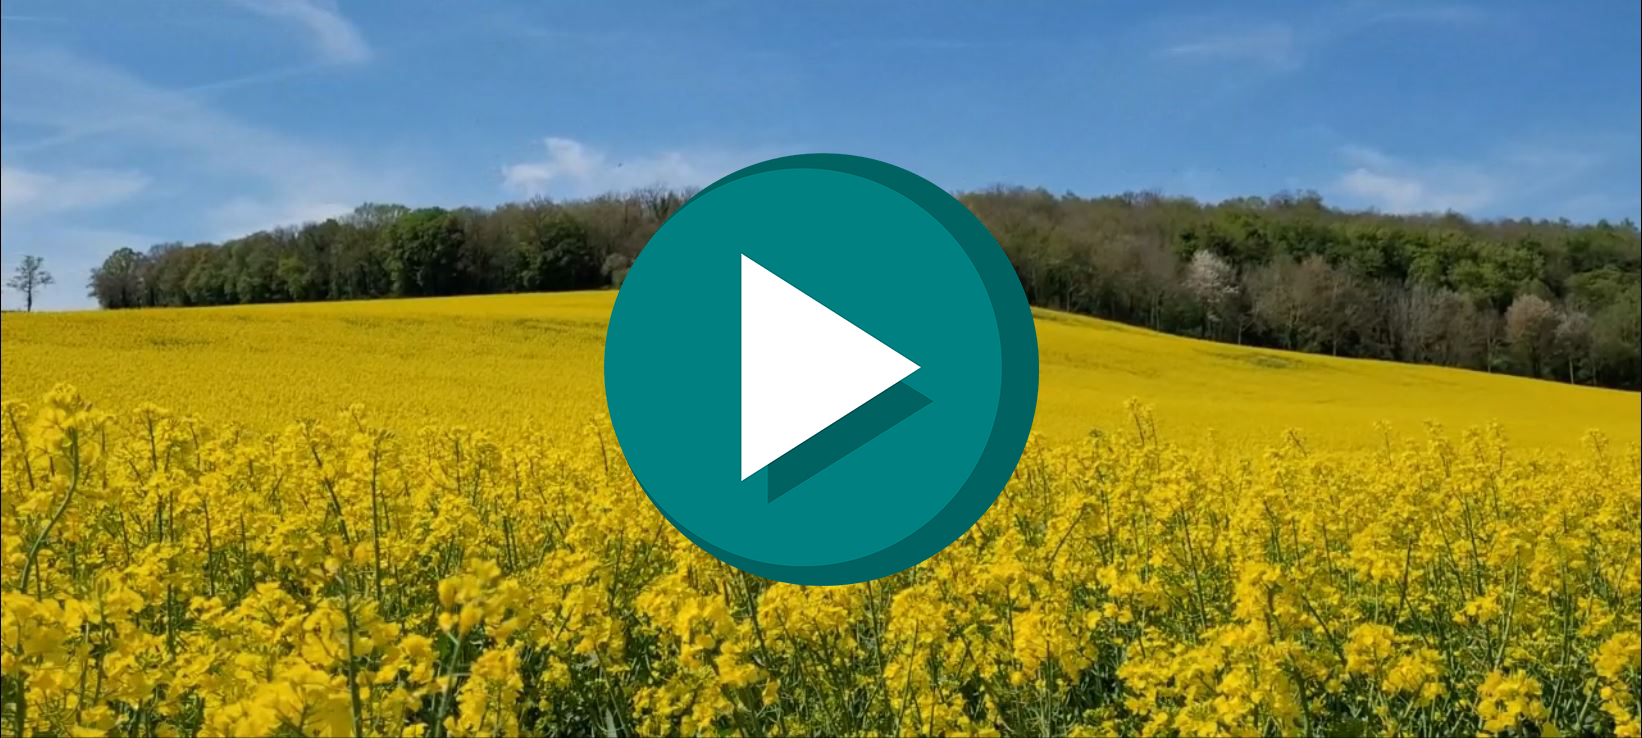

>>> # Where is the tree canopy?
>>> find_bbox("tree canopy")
[87,187,1641,389]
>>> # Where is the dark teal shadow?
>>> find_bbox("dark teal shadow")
[767,380,931,502]
[633,153,1040,585]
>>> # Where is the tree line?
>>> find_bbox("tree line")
[87,188,691,312]
[86,186,1641,389]
[966,188,1640,389]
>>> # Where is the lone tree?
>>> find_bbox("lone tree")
[6,255,54,312]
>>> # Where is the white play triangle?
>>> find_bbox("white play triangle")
[741,254,919,480]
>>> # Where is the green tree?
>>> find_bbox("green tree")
[1590,285,1641,387]
[88,248,146,309]
[516,210,597,291]
[74,187,1642,388]
[384,208,465,296]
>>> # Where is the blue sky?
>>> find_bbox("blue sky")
[2,1,1638,310]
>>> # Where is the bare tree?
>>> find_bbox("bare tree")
[1292,256,1367,356]
[1129,236,1180,330]
[1246,257,1303,349]
[1450,298,1498,371]
[1505,294,1559,377]
[1477,309,1504,373]
[6,255,54,312]
[635,185,685,222]
[1395,285,1441,364]
[1553,310,1593,384]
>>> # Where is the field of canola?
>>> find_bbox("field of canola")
[2,291,1636,449]
[1,292,1639,737]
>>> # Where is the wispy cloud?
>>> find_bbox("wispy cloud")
[1,46,410,290]
[1159,24,1299,69]
[1157,4,1491,72]
[209,197,359,237]
[8,59,352,156]
[0,30,413,308]
[228,0,371,64]
[1332,145,1495,213]
[501,137,788,199]
[1328,143,1613,217]
[0,165,150,217]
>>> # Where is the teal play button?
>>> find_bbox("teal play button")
[604,154,1038,585]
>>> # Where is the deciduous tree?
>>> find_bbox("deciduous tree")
[6,255,54,312]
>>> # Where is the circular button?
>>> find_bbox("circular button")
[605,154,1037,584]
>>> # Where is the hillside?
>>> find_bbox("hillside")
[79,192,1642,392]
[2,291,1636,449]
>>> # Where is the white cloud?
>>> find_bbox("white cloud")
[0,165,149,217]
[229,0,371,64]
[3,48,404,225]
[1335,168,1493,214]
[1328,143,1607,216]
[1333,146,1495,213]
[209,197,355,239]
[1,47,411,306]
[502,137,783,198]
[1159,24,1299,69]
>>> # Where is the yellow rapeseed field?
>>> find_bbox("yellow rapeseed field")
[2,292,1637,449]
[2,293,1639,737]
